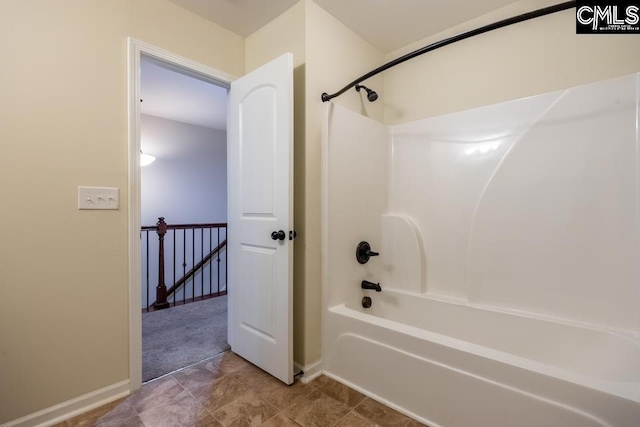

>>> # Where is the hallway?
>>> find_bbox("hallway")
[143,296,229,381]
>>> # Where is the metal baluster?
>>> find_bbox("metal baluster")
[192,228,195,302]
[225,226,227,294]
[183,229,186,305]
[201,228,204,300]
[217,227,221,295]
[173,229,176,307]
[209,227,212,296]
[145,230,149,311]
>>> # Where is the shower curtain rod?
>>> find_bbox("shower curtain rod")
[321,1,576,102]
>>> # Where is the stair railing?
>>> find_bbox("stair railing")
[141,218,227,311]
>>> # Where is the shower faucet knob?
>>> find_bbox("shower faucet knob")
[356,241,379,264]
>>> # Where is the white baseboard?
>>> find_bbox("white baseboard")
[1,380,131,427]
[294,359,323,384]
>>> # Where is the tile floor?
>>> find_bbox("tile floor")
[55,351,428,427]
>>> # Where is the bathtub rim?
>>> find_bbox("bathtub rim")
[328,302,640,404]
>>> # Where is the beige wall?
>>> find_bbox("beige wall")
[306,0,384,121]
[384,0,640,125]
[0,0,243,423]
[304,0,384,365]
[245,1,306,72]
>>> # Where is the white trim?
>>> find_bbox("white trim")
[294,359,323,384]
[127,36,143,393]
[127,38,237,392]
[0,380,130,427]
[131,39,237,86]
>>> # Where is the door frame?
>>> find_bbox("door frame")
[127,38,236,391]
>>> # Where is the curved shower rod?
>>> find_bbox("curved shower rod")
[321,1,576,102]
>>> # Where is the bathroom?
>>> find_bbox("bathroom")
[2,1,640,426]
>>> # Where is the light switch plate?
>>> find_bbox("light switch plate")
[78,186,119,210]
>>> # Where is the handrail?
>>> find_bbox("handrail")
[158,239,227,304]
[142,222,227,231]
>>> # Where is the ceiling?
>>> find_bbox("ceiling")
[169,0,519,53]
[169,0,300,38]
[140,56,227,130]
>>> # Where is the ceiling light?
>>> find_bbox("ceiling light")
[140,151,156,167]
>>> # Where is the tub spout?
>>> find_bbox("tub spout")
[361,280,382,292]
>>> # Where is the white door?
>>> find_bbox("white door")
[227,53,294,384]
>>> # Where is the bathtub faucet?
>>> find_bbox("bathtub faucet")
[361,280,382,292]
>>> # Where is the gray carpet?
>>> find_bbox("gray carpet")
[142,296,230,382]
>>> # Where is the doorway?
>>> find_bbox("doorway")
[139,54,230,382]
[129,40,294,391]
[128,39,237,390]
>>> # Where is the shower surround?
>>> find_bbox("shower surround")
[321,73,640,426]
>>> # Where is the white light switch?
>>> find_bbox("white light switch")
[78,186,119,210]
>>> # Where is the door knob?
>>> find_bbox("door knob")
[271,230,286,241]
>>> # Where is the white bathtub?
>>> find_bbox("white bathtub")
[321,76,640,426]
[322,289,640,427]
